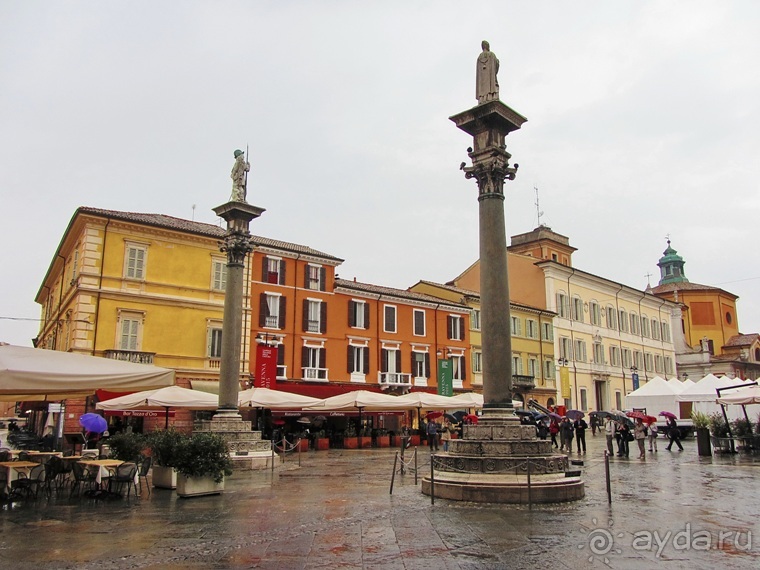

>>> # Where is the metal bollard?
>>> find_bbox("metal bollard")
[604,450,612,504]
[526,460,532,510]
[390,451,398,495]
[414,447,418,485]
[430,455,435,505]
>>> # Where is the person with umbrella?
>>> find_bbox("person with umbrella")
[573,415,588,454]
[604,415,616,456]
[663,412,683,451]
[633,418,647,459]
[426,417,439,451]
[549,417,560,448]
[648,418,658,453]
[560,417,574,453]
[79,413,107,450]
[617,419,631,457]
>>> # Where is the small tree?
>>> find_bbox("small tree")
[691,411,710,430]
[732,418,754,437]
[173,432,232,483]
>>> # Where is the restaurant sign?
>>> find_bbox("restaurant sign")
[104,410,175,418]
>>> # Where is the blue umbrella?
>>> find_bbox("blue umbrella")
[79,413,107,433]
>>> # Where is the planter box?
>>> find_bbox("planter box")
[359,437,372,449]
[176,474,224,498]
[343,437,359,449]
[152,465,177,490]
[297,439,309,452]
[376,435,390,448]
[315,438,330,451]
[390,435,404,447]
[696,428,712,456]
[409,435,420,447]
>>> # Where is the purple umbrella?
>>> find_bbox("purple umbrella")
[565,410,585,420]
[548,412,562,421]
[658,411,677,419]
[79,413,107,433]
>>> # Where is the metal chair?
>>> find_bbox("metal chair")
[80,449,99,459]
[11,463,46,499]
[17,451,31,462]
[108,462,138,499]
[137,455,152,496]
[70,461,98,497]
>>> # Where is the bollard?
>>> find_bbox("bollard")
[271,434,275,475]
[430,455,435,505]
[604,450,612,504]
[298,438,301,467]
[390,451,398,495]
[414,447,418,485]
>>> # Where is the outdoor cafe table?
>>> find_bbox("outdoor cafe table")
[0,461,39,494]
[78,459,124,487]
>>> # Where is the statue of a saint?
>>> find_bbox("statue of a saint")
[230,149,250,202]
[476,40,499,104]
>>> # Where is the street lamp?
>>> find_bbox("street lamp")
[255,332,281,346]
[557,358,568,367]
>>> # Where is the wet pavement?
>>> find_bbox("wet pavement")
[1,434,759,569]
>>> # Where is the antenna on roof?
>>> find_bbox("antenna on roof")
[192,204,196,221]
[534,185,544,227]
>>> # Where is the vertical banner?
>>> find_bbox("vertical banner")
[560,366,571,400]
[631,372,640,391]
[256,344,278,389]
[437,359,453,396]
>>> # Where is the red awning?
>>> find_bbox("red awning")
[96,389,136,402]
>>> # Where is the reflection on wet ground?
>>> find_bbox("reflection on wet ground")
[1,435,759,569]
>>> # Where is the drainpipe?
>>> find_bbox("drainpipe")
[566,268,578,409]
[612,283,625,396]
[92,219,110,356]
[290,253,301,381]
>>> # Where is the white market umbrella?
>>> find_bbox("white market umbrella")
[305,390,402,411]
[96,385,217,428]
[716,384,760,405]
[238,387,322,409]
[0,344,174,401]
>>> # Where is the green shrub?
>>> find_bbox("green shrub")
[691,411,710,430]
[708,413,730,438]
[146,428,183,467]
[108,431,146,462]
[173,432,232,483]
[732,418,754,437]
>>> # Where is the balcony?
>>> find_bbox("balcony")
[378,372,412,387]
[511,374,536,392]
[302,367,328,381]
[104,349,155,365]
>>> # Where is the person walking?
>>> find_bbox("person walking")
[665,416,683,451]
[648,421,658,452]
[441,421,454,452]
[618,421,631,458]
[560,417,574,453]
[574,417,588,454]
[634,418,647,459]
[426,420,439,451]
[605,416,616,456]
[549,419,560,449]
[590,414,598,436]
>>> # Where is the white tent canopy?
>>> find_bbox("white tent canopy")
[676,374,755,421]
[667,378,688,394]
[716,384,760,406]
[625,376,679,417]
[0,344,174,401]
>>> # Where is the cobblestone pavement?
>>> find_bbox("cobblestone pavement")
[1,434,759,569]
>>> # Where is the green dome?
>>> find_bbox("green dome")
[657,240,688,285]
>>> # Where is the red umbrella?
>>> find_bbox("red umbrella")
[426,411,443,420]
[644,415,658,425]
[464,414,479,424]
[626,411,648,420]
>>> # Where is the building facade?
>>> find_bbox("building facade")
[409,280,557,408]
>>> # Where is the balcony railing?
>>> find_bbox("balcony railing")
[511,374,536,392]
[104,349,155,365]
[264,316,279,328]
[302,367,328,381]
[378,372,412,387]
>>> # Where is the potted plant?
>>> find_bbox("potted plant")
[107,431,147,462]
[173,431,233,497]
[297,431,310,452]
[314,430,329,451]
[691,411,711,456]
[375,429,390,448]
[343,424,358,449]
[359,426,372,449]
[146,428,183,489]
[732,418,754,451]
[709,413,730,438]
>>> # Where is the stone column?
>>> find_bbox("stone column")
[450,100,526,410]
[212,201,265,416]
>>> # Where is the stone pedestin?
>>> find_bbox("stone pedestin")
[194,417,271,470]
[422,408,584,504]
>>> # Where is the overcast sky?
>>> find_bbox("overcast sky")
[1,1,759,347]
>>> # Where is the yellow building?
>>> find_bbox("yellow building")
[409,280,557,409]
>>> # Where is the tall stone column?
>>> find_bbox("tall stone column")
[450,100,526,410]
[212,201,264,416]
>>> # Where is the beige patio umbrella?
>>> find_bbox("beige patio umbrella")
[237,387,322,409]
[96,385,218,428]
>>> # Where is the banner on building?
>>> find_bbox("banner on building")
[631,372,640,391]
[256,344,278,389]
[560,366,571,400]
[437,359,453,396]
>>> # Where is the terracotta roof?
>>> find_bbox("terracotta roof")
[724,334,760,348]
[78,206,343,262]
[649,281,720,293]
[334,279,468,309]
[412,280,555,315]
